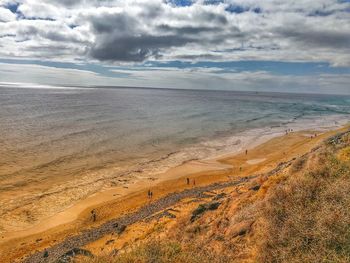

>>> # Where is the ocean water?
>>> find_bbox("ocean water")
[0,85,349,230]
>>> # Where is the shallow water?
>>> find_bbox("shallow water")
[0,85,349,231]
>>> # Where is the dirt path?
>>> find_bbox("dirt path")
[23,177,253,263]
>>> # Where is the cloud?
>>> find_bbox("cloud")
[0,6,16,21]
[86,7,197,61]
[0,0,349,93]
[0,0,349,66]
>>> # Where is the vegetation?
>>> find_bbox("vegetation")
[79,132,350,263]
[256,133,350,263]
[79,240,229,263]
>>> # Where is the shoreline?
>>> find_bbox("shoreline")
[0,115,347,236]
[0,124,349,262]
[1,116,347,240]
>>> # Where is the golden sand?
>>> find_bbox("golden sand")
[0,126,348,262]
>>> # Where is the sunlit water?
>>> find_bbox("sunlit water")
[0,85,349,231]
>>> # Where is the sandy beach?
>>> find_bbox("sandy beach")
[0,124,348,262]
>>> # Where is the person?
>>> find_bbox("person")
[91,209,96,222]
[245,149,248,155]
[147,189,151,199]
[150,191,153,199]
[186,178,190,185]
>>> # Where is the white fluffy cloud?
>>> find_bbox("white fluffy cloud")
[0,6,16,21]
[0,0,349,66]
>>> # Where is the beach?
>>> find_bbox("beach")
[0,116,347,235]
[0,124,349,262]
[0,86,350,262]
[1,87,350,235]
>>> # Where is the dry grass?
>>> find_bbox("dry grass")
[255,142,350,263]
[78,240,230,263]
[78,132,350,263]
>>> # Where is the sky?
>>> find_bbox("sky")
[0,0,349,94]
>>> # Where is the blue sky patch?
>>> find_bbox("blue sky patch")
[225,4,261,14]
[2,58,349,79]
[5,2,19,13]
[168,0,193,7]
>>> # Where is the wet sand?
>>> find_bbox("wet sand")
[0,125,349,262]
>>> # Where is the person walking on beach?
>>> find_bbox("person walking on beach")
[245,149,248,155]
[150,191,153,199]
[91,209,96,222]
[148,190,151,199]
[186,178,190,185]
